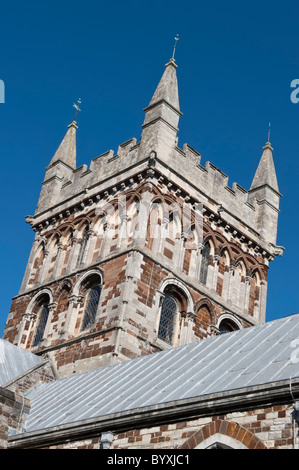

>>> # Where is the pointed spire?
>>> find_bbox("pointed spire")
[145,35,180,114]
[146,58,181,114]
[141,56,182,154]
[49,120,77,169]
[250,140,279,193]
[140,39,183,156]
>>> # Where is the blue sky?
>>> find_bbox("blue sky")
[0,0,298,335]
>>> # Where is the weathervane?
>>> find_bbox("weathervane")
[171,34,179,60]
[268,122,271,143]
[73,98,81,122]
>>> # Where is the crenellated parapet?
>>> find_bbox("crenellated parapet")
[31,132,283,261]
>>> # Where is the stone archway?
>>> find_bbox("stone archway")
[180,419,267,449]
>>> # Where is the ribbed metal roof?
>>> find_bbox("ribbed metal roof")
[0,339,44,387]
[21,313,299,433]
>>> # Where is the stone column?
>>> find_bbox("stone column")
[227,265,236,300]
[177,232,188,271]
[16,313,36,347]
[159,216,169,255]
[51,242,64,279]
[37,249,49,284]
[212,254,221,291]
[179,311,196,345]
[118,214,128,251]
[244,275,252,313]
[196,243,204,281]
[85,229,97,264]
[63,294,83,338]
[42,302,57,347]
[68,233,81,272]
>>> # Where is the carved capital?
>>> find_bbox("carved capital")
[68,294,83,307]
[181,232,188,241]
[181,311,196,322]
[119,214,128,223]
[229,265,236,275]
[22,312,36,322]
[213,254,221,265]
[87,229,97,238]
[48,302,58,313]
[209,324,220,336]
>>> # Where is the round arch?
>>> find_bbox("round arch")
[180,419,267,449]
[26,288,54,314]
[195,298,217,326]
[159,278,194,313]
[72,269,103,297]
[217,312,243,333]
[234,255,250,274]
[202,235,215,256]
[218,246,231,264]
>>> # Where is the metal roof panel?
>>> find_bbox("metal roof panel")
[19,313,299,433]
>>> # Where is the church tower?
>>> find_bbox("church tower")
[3,54,283,378]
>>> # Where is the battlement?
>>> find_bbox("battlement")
[33,58,281,251]
[32,131,281,254]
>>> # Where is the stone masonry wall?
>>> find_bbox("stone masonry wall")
[0,388,30,449]
[112,405,297,449]
[19,403,297,449]
[3,175,271,378]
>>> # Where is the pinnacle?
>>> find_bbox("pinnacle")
[49,121,77,169]
[146,59,181,113]
[250,141,279,193]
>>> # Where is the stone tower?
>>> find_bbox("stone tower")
[3,56,283,378]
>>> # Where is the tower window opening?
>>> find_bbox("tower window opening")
[81,284,101,331]
[158,294,178,345]
[32,301,50,346]
[218,319,238,334]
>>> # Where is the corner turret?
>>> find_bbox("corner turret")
[140,58,182,157]
[248,141,281,244]
[35,121,78,214]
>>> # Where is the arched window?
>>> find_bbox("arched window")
[32,301,50,346]
[158,294,178,345]
[199,241,211,285]
[218,318,238,334]
[81,284,101,330]
[77,225,89,267]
